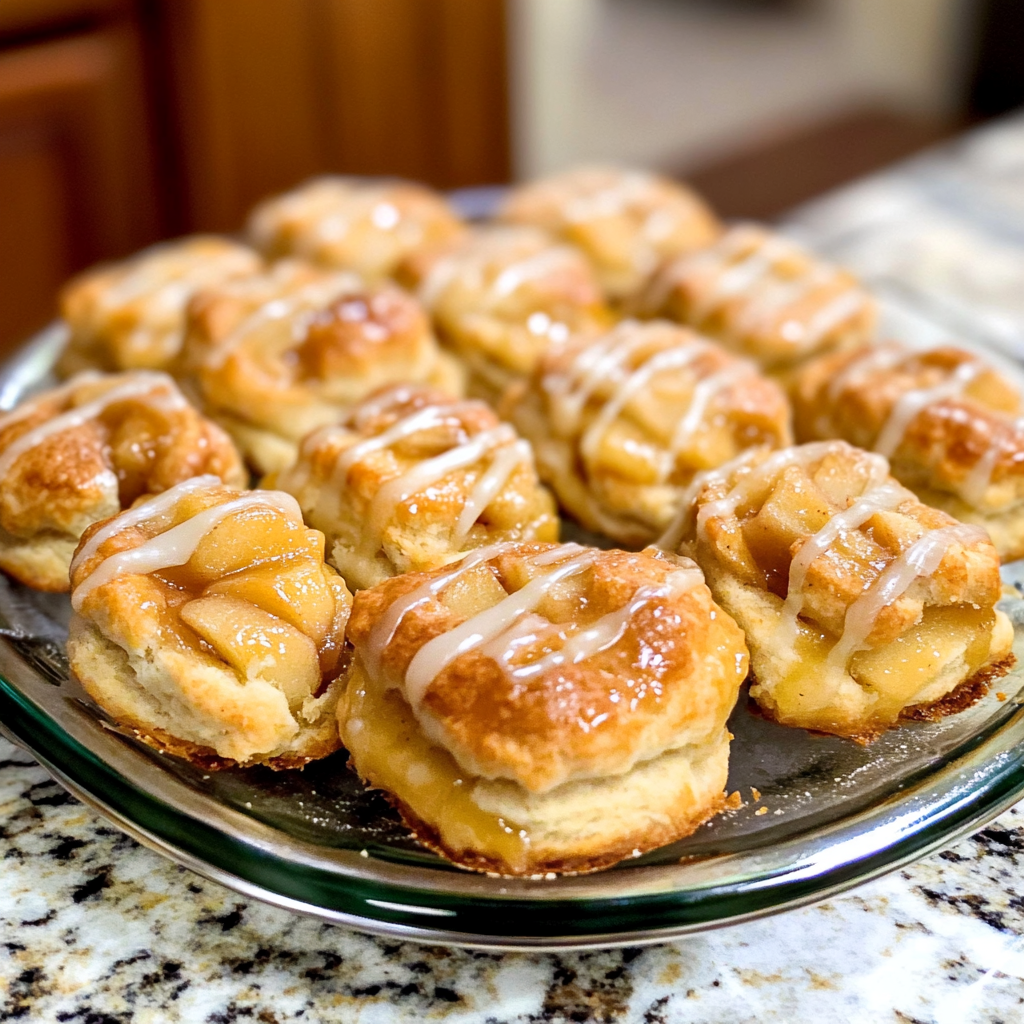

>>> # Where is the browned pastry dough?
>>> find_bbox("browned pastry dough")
[67,478,352,768]
[339,542,748,875]
[399,226,614,405]
[274,385,558,591]
[632,224,876,371]
[0,372,246,592]
[669,440,1013,740]
[791,342,1024,561]
[498,166,721,304]
[57,237,262,377]
[505,319,792,545]
[183,269,464,474]
[246,176,467,281]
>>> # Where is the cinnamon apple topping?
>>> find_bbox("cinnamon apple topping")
[670,441,1013,738]
[67,477,352,767]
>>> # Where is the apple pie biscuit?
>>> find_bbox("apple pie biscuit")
[274,386,558,591]
[633,224,876,372]
[792,342,1024,561]
[505,319,792,545]
[185,271,464,474]
[0,372,246,592]
[400,226,613,405]
[246,176,467,281]
[339,541,748,875]
[67,477,352,768]
[57,237,262,377]
[667,440,1014,739]
[499,166,721,303]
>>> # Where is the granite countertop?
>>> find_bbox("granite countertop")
[1,734,1023,1023]
[7,117,1024,1024]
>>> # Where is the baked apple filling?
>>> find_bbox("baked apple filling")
[341,541,748,874]
[672,441,1013,738]
[67,477,352,767]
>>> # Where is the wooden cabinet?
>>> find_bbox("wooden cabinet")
[157,0,511,232]
[0,20,161,353]
[0,0,511,354]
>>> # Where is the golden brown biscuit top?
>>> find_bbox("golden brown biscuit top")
[792,343,1024,510]
[246,177,467,277]
[536,319,793,481]
[0,372,246,540]
[295,287,432,378]
[59,237,263,374]
[677,440,1001,652]
[499,165,721,297]
[346,542,748,792]
[190,273,448,447]
[182,260,361,373]
[276,385,552,567]
[70,478,352,698]
[636,224,874,365]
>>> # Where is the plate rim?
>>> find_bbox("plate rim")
[3,322,1024,949]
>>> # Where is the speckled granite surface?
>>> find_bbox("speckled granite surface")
[1,737,1023,1023]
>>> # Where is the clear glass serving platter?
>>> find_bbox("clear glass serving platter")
[2,320,1024,951]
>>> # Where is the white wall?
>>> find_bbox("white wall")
[508,0,970,181]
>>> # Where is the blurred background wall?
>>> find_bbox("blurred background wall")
[0,0,1022,352]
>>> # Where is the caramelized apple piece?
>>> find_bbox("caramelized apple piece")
[189,507,323,582]
[206,558,338,642]
[179,594,319,708]
[440,564,509,620]
[742,467,831,587]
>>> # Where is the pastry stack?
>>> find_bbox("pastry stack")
[0,169,1018,876]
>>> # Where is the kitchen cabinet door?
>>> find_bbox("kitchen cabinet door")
[0,27,161,353]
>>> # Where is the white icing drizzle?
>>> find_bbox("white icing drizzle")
[364,424,524,552]
[693,441,849,544]
[70,474,222,575]
[487,566,702,680]
[826,344,907,404]
[453,439,533,541]
[667,362,755,459]
[961,432,1004,508]
[98,243,253,314]
[291,398,531,554]
[801,286,870,347]
[654,227,868,347]
[544,322,754,482]
[418,230,583,311]
[873,359,986,459]
[578,345,707,467]
[774,468,908,650]
[363,541,521,679]
[689,234,796,321]
[203,274,358,369]
[71,481,302,611]
[0,372,187,481]
[403,548,598,707]
[825,522,987,679]
[562,171,653,224]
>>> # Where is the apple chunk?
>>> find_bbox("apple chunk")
[206,558,338,642]
[180,594,319,709]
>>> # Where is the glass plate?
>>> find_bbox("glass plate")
[3,322,1024,951]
